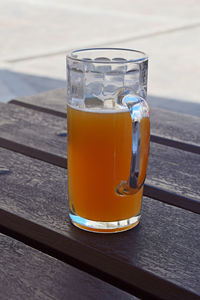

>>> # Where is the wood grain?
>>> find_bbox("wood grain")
[0,103,66,158]
[11,88,200,145]
[144,184,200,214]
[150,108,200,146]
[146,143,200,202]
[11,88,67,118]
[0,148,200,299]
[0,137,66,169]
[0,233,135,300]
[150,135,200,154]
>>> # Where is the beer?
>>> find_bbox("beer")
[67,104,150,222]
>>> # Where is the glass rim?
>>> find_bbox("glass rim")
[66,47,148,64]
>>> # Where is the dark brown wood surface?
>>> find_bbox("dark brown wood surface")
[1,148,200,299]
[150,108,200,146]
[0,103,66,158]
[0,88,199,299]
[0,103,199,207]
[146,143,200,201]
[11,88,67,118]
[11,88,200,145]
[0,233,135,300]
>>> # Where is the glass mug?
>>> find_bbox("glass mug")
[66,48,150,233]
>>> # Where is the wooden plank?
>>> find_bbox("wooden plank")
[0,233,135,300]
[10,88,67,118]
[0,107,199,215]
[0,137,66,168]
[0,103,66,158]
[146,143,200,203]
[10,88,200,145]
[150,108,200,146]
[1,135,199,213]
[0,103,199,209]
[2,209,196,300]
[0,148,200,300]
[150,135,200,155]
[144,184,200,214]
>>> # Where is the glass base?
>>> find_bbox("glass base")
[69,212,141,233]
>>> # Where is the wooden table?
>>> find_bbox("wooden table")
[0,88,200,300]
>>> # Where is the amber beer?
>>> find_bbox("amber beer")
[67,104,150,230]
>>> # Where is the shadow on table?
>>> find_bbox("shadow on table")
[149,95,200,117]
[0,69,65,103]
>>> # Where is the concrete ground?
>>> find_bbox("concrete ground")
[1,0,200,116]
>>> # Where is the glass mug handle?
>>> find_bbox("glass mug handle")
[116,90,150,195]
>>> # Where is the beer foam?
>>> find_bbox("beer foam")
[68,104,129,114]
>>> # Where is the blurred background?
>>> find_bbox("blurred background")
[1,0,200,116]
